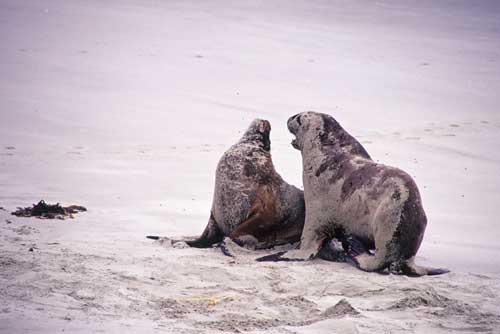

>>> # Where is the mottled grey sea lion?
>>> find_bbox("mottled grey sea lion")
[152,119,306,250]
[261,112,448,276]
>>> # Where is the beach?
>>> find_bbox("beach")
[1,1,500,332]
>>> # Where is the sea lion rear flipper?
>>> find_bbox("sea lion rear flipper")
[398,258,450,276]
[256,251,304,262]
[423,267,451,276]
[185,213,224,248]
[256,247,318,262]
[145,214,223,248]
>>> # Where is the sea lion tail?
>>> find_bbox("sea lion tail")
[398,257,450,277]
[185,213,224,248]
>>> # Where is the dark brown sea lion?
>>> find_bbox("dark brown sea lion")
[260,111,448,276]
[150,119,306,251]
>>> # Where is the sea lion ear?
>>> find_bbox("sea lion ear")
[257,120,271,134]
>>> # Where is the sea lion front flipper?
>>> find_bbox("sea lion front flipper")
[218,238,234,257]
[228,201,280,250]
[217,237,256,258]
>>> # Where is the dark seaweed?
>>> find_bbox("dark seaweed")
[11,200,86,219]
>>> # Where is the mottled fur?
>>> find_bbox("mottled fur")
[184,119,305,249]
[284,111,448,276]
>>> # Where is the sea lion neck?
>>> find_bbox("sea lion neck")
[318,129,371,160]
[314,115,370,160]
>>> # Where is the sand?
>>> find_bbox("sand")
[1,0,500,333]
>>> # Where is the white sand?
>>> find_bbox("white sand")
[1,0,500,333]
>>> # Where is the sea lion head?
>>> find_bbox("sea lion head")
[287,111,341,150]
[288,111,370,158]
[240,119,271,151]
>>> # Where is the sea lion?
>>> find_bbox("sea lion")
[152,119,306,250]
[261,111,448,276]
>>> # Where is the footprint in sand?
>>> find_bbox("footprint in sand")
[2,147,15,156]
[9,225,39,236]
[437,124,460,137]
[67,146,85,155]
[201,144,212,152]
